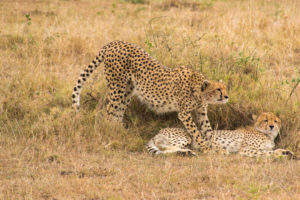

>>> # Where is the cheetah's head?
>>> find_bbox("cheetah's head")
[253,112,281,139]
[200,80,229,104]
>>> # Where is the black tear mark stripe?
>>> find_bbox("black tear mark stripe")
[72,48,106,112]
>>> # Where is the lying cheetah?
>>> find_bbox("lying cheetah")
[72,41,228,150]
[146,111,293,158]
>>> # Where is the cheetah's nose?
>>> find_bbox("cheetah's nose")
[224,96,229,99]
[269,125,274,130]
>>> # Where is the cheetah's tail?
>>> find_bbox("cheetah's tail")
[72,48,106,112]
[145,139,162,155]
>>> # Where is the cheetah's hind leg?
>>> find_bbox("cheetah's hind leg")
[106,79,134,126]
[176,149,196,156]
[145,137,196,156]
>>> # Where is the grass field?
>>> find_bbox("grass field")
[0,0,300,199]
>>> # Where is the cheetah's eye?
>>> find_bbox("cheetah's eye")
[217,88,221,92]
[264,120,268,122]
[274,120,277,123]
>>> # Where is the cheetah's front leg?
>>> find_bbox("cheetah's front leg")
[195,104,213,142]
[272,148,294,158]
[178,111,209,152]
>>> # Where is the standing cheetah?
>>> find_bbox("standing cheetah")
[146,111,293,158]
[72,41,228,151]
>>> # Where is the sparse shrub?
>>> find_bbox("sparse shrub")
[123,0,147,4]
[25,13,31,25]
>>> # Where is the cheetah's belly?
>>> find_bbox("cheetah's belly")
[152,103,178,114]
[132,87,179,114]
[219,139,242,153]
[213,131,244,153]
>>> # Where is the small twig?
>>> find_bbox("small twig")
[148,16,168,47]
[286,80,299,103]
[83,92,97,104]
[87,92,96,100]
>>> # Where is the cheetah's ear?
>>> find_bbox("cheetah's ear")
[201,80,211,92]
[219,79,223,83]
[252,114,258,121]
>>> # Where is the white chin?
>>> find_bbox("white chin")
[217,99,228,104]
[206,99,228,104]
[256,128,278,135]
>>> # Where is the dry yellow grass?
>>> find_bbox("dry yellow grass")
[0,0,300,199]
[1,137,300,199]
